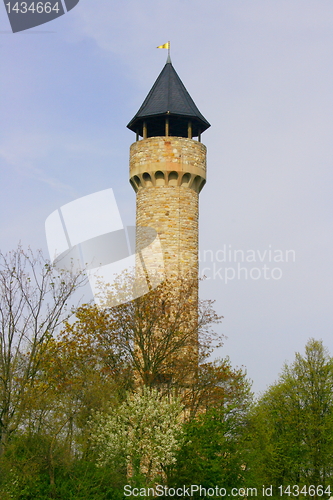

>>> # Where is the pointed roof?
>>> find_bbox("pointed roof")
[127,61,210,138]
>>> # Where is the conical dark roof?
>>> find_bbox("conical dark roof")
[127,61,210,138]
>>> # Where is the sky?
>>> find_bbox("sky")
[1,0,332,395]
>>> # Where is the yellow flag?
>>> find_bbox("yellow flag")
[157,42,170,49]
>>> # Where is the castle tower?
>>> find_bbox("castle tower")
[127,57,210,289]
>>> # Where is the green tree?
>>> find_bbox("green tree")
[247,339,333,492]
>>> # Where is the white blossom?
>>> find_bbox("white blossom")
[91,387,184,482]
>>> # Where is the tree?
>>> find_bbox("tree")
[38,303,134,470]
[91,387,184,486]
[186,357,252,417]
[64,276,223,392]
[0,246,86,458]
[247,339,333,492]
[0,254,254,498]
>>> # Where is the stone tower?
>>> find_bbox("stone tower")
[127,57,210,292]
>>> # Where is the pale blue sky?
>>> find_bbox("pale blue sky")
[1,0,333,393]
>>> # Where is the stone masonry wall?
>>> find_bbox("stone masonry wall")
[136,186,198,280]
[129,137,206,281]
